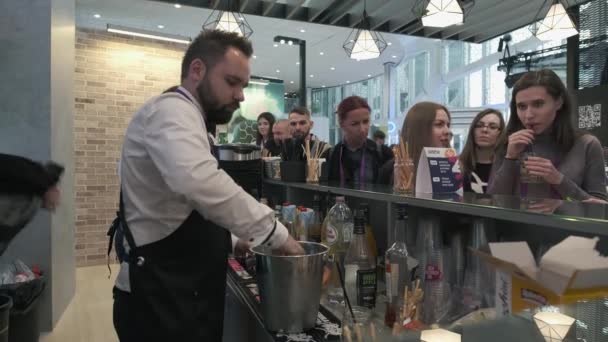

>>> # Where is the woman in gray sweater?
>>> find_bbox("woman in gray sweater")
[488,69,607,201]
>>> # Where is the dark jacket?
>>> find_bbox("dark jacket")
[379,144,394,165]
[327,139,384,184]
[263,139,283,157]
[378,159,395,185]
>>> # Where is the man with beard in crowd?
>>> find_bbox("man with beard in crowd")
[109,29,303,342]
[286,106,330,159]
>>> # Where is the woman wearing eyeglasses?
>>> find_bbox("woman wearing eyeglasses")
[459,109,505,194]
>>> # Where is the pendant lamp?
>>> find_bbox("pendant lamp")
[343,0,387,60]
[529,0,578,41]
[202,1,253,38]
[414,0,466,28]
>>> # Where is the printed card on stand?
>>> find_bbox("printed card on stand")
[415,147,463,194]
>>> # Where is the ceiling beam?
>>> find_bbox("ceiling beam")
[457,0,544,42]
[286,0,307,19]
[440,0,531,39]
[239,0,250,12]
[326,0,361,25]
[348,0,396,28]
[309,0,341,22]
[262,0,278,16]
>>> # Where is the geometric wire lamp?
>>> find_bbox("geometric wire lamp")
[413,0,471,28]
[533,311,576,342]
[202,1,253,38]
[343,0,387,60]
[529,0,578,41]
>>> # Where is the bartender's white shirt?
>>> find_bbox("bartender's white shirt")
[114,86,288,292]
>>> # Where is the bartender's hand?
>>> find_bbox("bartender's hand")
[42,186,60,211]
[524,157,563,185]
[234,239,251,257]
[275,235,305,256]
[506,129,534,159]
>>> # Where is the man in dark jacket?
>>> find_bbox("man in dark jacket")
[373,129,394,165]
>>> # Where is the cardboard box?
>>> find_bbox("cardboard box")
[472,236,608,315]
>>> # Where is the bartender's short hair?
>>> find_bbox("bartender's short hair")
[181,29,253,80]
[289,106,311,119]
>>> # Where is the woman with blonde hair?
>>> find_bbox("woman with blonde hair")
[379,101,451,184]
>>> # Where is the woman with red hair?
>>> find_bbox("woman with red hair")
[327,96,384,184]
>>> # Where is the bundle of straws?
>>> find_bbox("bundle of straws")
[302,139,330,182]
[393,137,414,193]
[392,279,425,336]
[261,148,271,158]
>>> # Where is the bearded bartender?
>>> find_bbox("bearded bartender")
[108,29,304,342]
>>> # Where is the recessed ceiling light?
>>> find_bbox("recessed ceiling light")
[174,3,182,8]
[288,40,293,45]
[319,52,324,55]
[93,14,101,18]
[290,81,294,84]
[300,29,306,33]
[296,62,300,65]
[330,67,335,70]
[310,74,314,78]
[157,25,165,29]
[273,44,278,47]
[387,42,393,46]
[392,55,397,58]
[253,55,257,59]
[367,74,371,77]
[346,81,350,83]
[276,69,280,73]
[322,85,326,88]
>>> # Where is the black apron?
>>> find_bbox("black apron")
[108,89,231,342]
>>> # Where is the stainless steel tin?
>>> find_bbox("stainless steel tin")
[216,144,261,161]
[251,242,329,333]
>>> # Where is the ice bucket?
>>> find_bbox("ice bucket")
[251,242,328,333]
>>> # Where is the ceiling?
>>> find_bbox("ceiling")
[76,0,588,93]
[153,0,589,43]
[76,0,423,92]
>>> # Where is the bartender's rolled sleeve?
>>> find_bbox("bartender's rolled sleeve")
[144,98,288,248]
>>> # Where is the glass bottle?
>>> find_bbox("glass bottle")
[359,203,378,258]
[384,206,411,326]
[344,210,377,308]
[309,195,323,242]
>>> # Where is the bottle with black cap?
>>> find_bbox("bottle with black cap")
[344,209,377,308]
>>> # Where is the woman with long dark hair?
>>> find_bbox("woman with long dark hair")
[459,109,505,193]
[488,69,607,201]
[378,101,452,184]
[256,112,275,146]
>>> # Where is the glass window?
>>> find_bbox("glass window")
[414,52,429,97]
[488,64,506,105]
[468,70,483,107]
[445,78,465,108]
[468,43,483,64]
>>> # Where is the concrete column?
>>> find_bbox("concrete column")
[0,0,76,331]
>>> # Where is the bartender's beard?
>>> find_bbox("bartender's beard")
[196,77,240,125]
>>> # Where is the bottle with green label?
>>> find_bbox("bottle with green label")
[344,209,377,308]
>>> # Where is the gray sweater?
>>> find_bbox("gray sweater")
[488,133,608,201]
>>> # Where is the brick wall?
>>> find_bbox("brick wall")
[74,28,186,266]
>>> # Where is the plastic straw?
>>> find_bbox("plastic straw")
[335,260,357,324]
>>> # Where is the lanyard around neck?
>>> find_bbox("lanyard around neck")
[339,142,366,183]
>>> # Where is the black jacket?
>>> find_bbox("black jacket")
[327,139,384,184]
[263,139,283,157]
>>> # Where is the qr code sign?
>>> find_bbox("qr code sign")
[578,104,602,130]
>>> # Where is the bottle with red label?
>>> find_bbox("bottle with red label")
[415,215,450,324]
